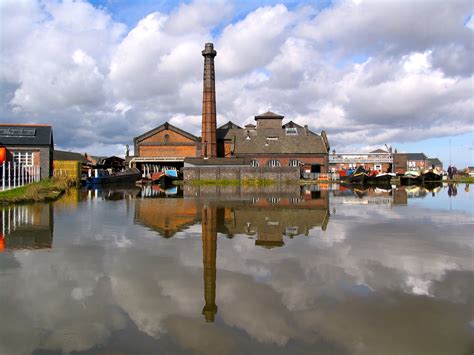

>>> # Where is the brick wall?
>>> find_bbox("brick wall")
[183,166,300,181]
[137,129,199,157]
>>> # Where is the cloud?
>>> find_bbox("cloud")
[0,0,472,161]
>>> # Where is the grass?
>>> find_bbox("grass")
[447,177,474,183]
[0,177,77,204]
[188,178,276,186]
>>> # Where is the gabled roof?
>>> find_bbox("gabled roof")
[370,149,389,153]
[254,111,284,120]
[134,122,199,143]
[217,121,242,140]
[232,128,328,154]
[395,152,427,160]
[0,124,53,147]
[53,150,88,163]
[427,157,443,166]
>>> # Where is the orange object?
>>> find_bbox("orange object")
[0,147,6,164]
[0,234,4,252]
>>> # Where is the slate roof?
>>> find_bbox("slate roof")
[395,153,427,160]
[370,149,389,153]
[427,157,443,166]
[255,111,284,120]
[231,128,328,155]
[216,121,241,140]
[53,150,88,163]
[0,124,53,147]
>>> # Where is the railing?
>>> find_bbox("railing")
[1,162,41,191]
[302,172,340,181]
[329,156,393,164]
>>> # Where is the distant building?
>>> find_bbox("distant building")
[329,149,393,173]
[216,112,330,173]
[0,124,54,179]
[426,157,443,171]
[130,43,330,177]
[393,153,428,174]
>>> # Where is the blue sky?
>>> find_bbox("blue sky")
[1,0,472,167]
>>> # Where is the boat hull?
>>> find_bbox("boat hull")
[86,169,141,185]
[422,171,442,182]
[158,174,178,187]
[350,173,368,184]
[374,174,394,184]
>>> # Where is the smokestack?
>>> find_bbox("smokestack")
[201,43,217,159]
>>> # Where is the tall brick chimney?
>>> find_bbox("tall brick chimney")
[201,43,217,158]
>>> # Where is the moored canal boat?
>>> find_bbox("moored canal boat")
[86,168,141,185]
[422,169,442,182]
[350,167,368,184]
[400,170,422,185]
[374,172,396,184]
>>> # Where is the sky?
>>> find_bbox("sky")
[0,0,473,167]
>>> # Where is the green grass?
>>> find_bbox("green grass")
[0,177,76,204]
[188,178,276,186]
[446,177,474,183]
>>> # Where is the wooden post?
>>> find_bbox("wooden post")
[1,163,4,191]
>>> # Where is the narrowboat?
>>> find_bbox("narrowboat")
[350,167,368,184]
[155,168,180,187]
[374,172,396,184]
[422,169,442,182]
[400,170,422,185]
[86,168,141,185]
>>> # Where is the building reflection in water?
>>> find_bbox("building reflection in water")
[201,204,218,322]
[134,184,330,322]
[0,204,54,251]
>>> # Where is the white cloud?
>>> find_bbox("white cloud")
[0,0,472,161]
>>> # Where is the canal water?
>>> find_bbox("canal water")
[0,183,473,355]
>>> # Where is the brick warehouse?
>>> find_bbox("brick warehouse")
[130,43,330,176]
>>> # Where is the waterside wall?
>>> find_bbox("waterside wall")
[183,166,300,182]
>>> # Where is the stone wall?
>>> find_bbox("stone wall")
[183,166,300,181]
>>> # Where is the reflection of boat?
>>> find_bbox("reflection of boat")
[422,170,442,182]
[423,181,442,192]
[401,170,422,185]
[86,168,141,185]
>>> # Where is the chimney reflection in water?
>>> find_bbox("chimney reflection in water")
[201,204,218,322]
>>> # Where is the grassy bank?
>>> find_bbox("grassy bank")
[0,177,76,204]
[446,177,474,183]
[188,178,277,186]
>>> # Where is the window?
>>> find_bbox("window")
[13,151,34,166]
[267,159,281,167]
[164,134,170,143]
[289,159,300,167]
[250,159,259,167]
[285,127,298,135]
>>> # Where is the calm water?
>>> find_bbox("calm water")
[1,183,473,355]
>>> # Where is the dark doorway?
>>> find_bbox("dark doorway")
[311,164,321,173]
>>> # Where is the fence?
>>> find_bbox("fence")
[302,172,340,181]
[1,162,41,191]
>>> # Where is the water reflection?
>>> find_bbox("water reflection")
[0,183,472,354]
[1,204,53,251]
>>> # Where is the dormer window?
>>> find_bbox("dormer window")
[285,127,298,135]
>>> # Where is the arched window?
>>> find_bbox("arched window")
[289,159,300,167]
[267,159,281,167]
[164,134,170,143]
[250,159,259,167]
